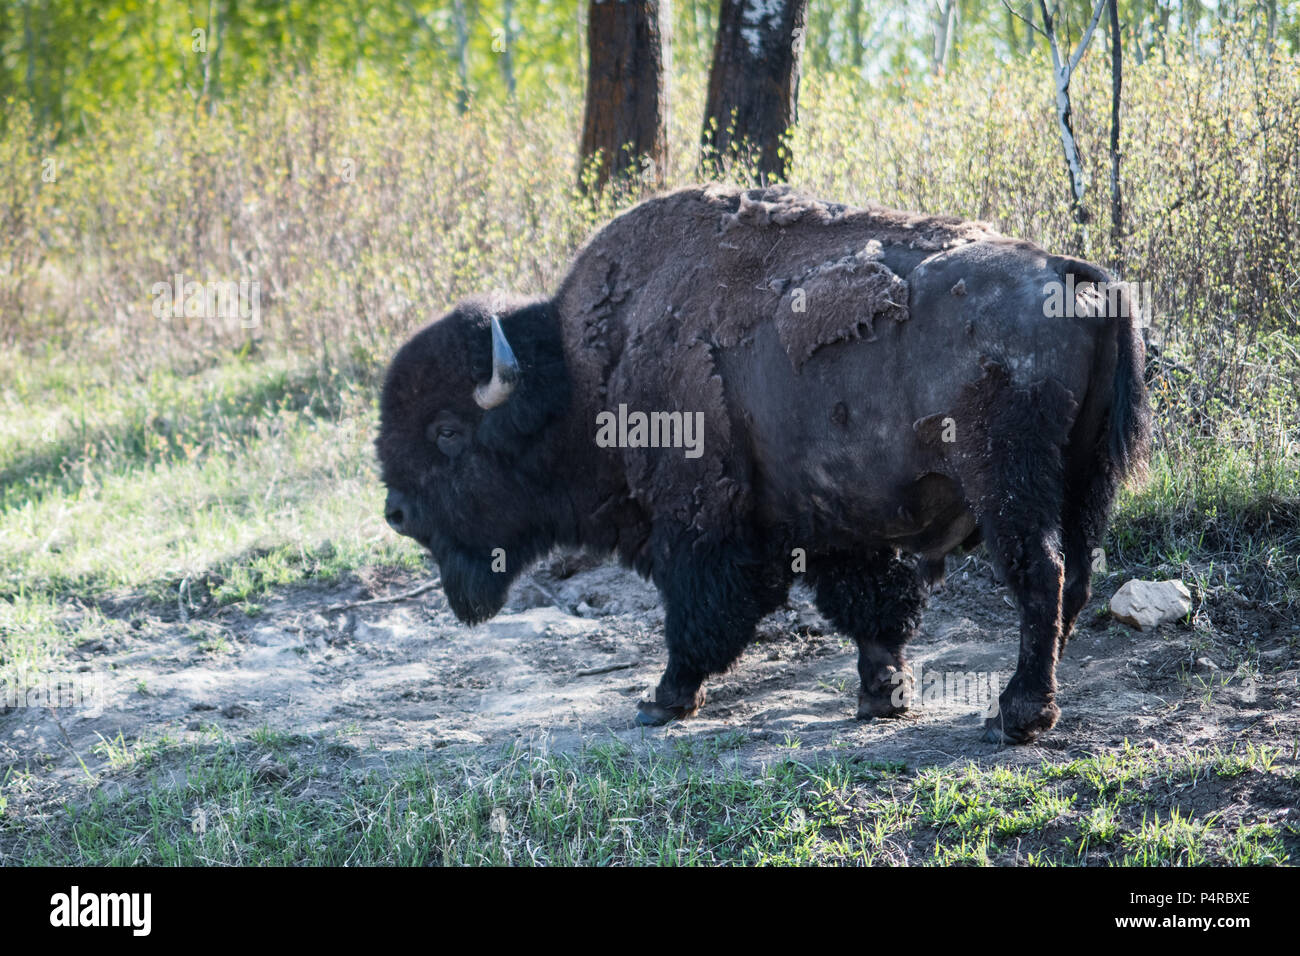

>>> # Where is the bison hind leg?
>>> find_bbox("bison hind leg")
[960,380,1079,745]
[808,550,926,719]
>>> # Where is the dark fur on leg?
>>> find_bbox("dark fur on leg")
[942,364,1076,744]
[1059,466,1115,650]
[980,527,1065,744]
[638,533,790,725]
[976,455,1068,743]
[808,550,926,719]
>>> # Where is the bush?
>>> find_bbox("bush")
[1,29,1296,597]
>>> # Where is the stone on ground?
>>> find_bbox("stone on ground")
[1109,579,1192,630]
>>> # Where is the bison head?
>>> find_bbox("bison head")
[376,296,571,624]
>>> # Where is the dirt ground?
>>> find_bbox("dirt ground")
[3,552,1298,815]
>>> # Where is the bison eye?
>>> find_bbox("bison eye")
[426,421,465,459]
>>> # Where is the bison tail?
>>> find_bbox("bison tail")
[1055,257,1153,484]
[1109,280,1153,483]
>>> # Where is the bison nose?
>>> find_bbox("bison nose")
[385,490,408,533]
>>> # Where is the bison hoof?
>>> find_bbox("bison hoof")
[856,664,913,719]
[981,697,1060,745]
[980,725,1015,745]
[635,698,699,727]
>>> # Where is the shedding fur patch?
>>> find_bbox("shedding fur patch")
[717,186,850,231]
[560,184,996,375]
[772,244,910,369]
[610,320,744,536]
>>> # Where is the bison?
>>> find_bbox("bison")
[376,184,1150,743]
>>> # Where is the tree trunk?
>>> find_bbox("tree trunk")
[452,0,470,113]
[1108,0,1124,262]
[499,0,516,99]
[1037,0,1106,226]
[201,0,225,114]
[932,0,957,75]
[1158,3,1170,65]
[578,0,670,194]
[1131,12,1145,67]
[701,0,808,183]
[849,0,863,68]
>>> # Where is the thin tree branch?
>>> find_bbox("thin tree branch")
[1068,0,1109,75]
[1039,0,1065,75]
[576,661,638,677]
[1108,0,1125,258]
[322,581,442,613]
[1000,0,1047,40]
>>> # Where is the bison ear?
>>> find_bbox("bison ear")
[466,300,570,452]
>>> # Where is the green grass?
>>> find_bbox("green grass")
[3,733,1291,866]
[1110,436,1300,606]
[0,350,432,686]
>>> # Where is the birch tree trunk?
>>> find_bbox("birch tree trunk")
[499,0,516,99]
[1037,0,1106,225]
[932,0,958,75]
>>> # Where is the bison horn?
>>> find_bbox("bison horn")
[473,314,520,410]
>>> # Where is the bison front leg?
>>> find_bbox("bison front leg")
[809,551,926,719]
[636,541,790,727]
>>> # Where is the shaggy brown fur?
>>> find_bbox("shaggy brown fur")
[552,184,1003,558]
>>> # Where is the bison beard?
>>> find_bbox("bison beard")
[376,184,1151,745]
[433,536,513,626]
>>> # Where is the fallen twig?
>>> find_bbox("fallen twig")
[322,581,441,614]
[576,660,638,677]
[48,706,97,784]
[530,580,575,614]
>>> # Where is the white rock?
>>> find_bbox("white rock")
[1110,579,1192,630]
